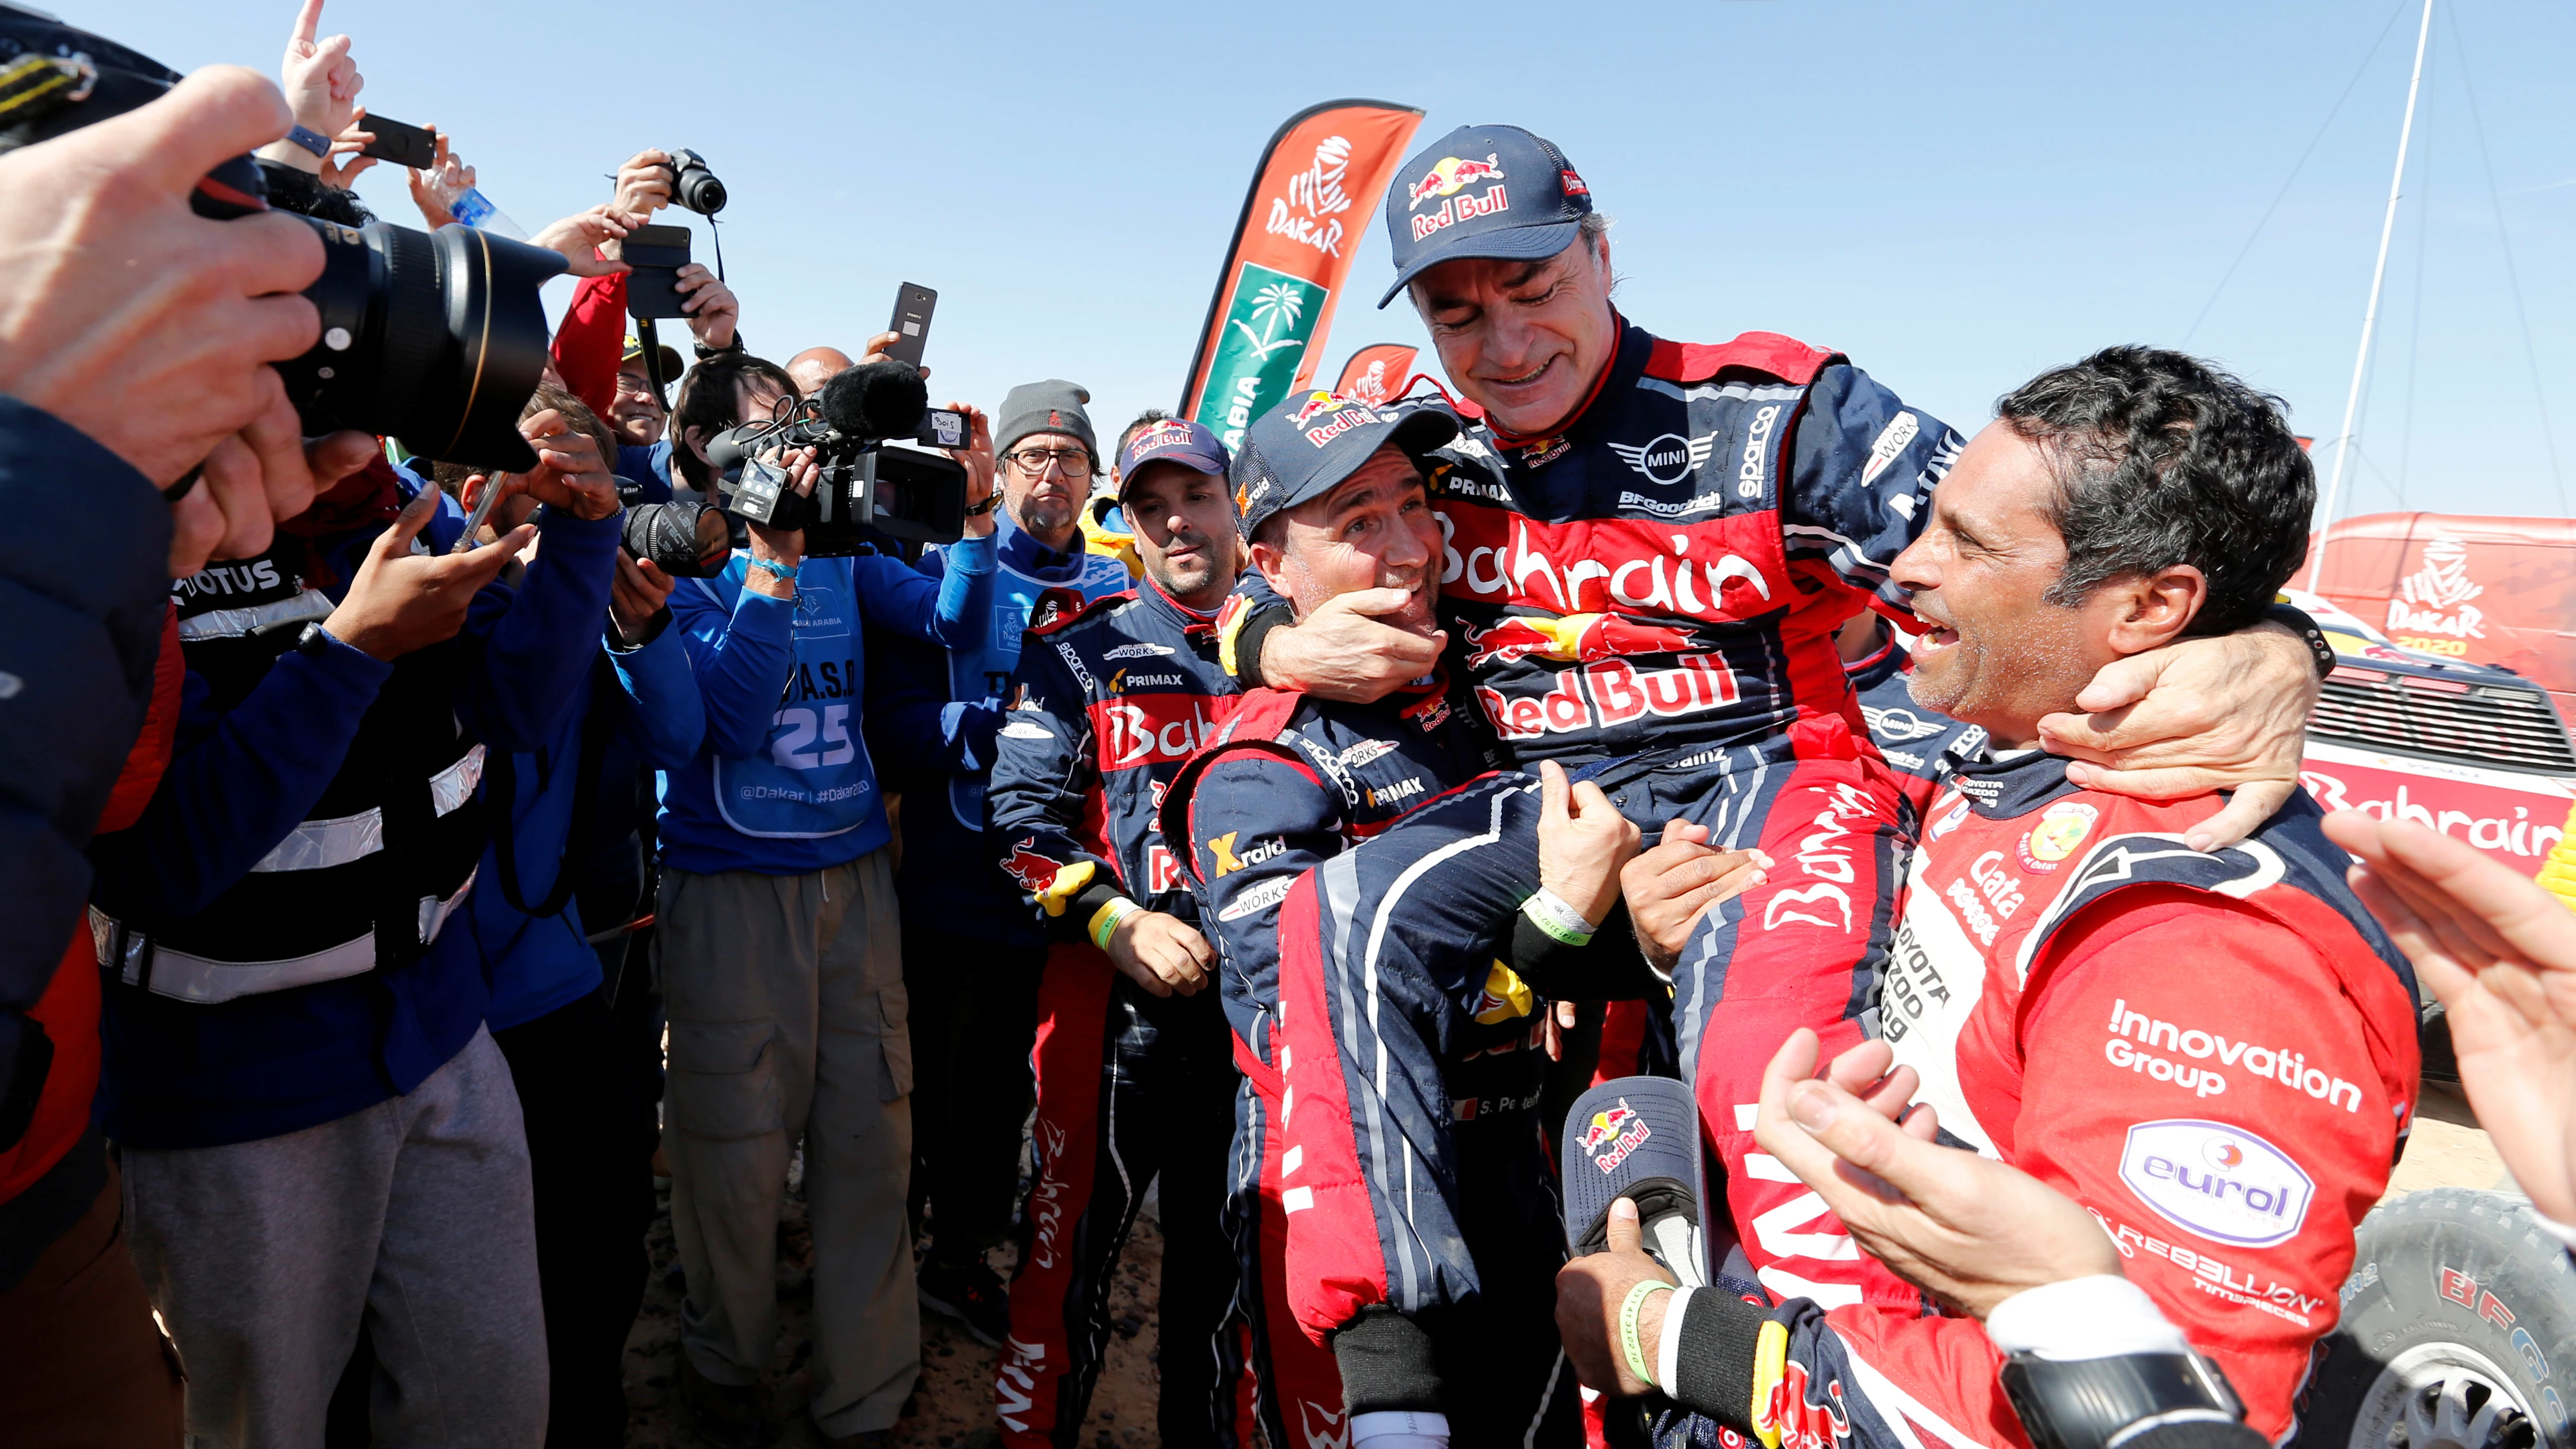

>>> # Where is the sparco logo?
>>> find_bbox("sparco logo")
[1738,405,1780,498]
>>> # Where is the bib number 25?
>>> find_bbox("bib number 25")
[772,703,857,769]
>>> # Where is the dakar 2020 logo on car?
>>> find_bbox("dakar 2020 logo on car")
[2387,531,2487,641]
[2118,1119,2314,1249]
[1405,153,1509,241]
[1576,1098,1652,1174]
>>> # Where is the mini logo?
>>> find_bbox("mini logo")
[1102,642,1175,661]
[1405,153,1506,210]
[2118,1119,2313,1248]
[1605,431,1717,486]
[1860,703,1947,743]
[2018,800,2098,872]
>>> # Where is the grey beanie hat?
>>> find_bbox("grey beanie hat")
[995,379,1099,463]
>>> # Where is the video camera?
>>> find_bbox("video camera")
[706,360,971,554]
[0,8,565,473]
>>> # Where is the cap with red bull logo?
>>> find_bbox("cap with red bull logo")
[1229,390,1461,543]
[1380,124,1594,309]
[1116,417,1231,499]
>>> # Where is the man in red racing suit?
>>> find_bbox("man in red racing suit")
[1570,347,2416,1449]
[1226,124,2325,1318]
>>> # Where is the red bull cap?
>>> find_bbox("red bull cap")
[1116,418,1231,500]
[1380,124,1595,308]
[1230,391,1460,542]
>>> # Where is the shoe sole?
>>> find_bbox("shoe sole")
[916,1287,1005,1348]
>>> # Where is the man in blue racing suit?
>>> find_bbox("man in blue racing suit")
[983,420,1253,1448]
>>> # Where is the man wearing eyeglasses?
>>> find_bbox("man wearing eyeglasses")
[994,380,1104,557]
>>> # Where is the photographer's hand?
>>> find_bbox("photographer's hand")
[532,207,638,279]
[501,409,622,522]
[677,264,738,349]
[0,67,328,489]
[743,446,818,599]
[857,330,929,384]
[172,417,375,577]
[260,0,362,174]
[405,127,455,231]
[944,401,997,539]
[320,108,377,189]
[610,551,678,646]
[322,490,534,660]
[611,149,675,219]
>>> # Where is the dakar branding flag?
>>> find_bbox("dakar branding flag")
[1333,343,1419,407]
[1179,99,1424,450]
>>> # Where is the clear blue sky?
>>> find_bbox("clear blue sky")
[74,0,2576,522]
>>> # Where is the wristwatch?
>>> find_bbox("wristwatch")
[964,493,999,518]
[292,621,338,657]
[2000,1350,2247,1449]
[283,124,332,158]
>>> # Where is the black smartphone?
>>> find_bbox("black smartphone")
[624,225,694,320]
[358,114,438,170]
[885,282,936,368]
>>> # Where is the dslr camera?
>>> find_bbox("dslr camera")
[666,148,724,215]
[707,361,971,555]
[0,9,564,473]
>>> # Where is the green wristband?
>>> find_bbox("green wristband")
[1620,1277,1674,1389]
[1523,887,1596,947]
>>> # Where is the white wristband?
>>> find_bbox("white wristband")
[1656,1284,1697,1391]
[1350,1409,1449,1448]
[1985,1275,2191,1361]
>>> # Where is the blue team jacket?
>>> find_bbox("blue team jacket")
[870,515,1127,946]
[659,534,994,876]
[90,475,617,1149]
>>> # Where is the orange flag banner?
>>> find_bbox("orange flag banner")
[1333,344,1419,406]
[1178,99,1424,450]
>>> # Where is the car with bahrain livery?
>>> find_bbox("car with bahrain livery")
[2275,587,2576,1449]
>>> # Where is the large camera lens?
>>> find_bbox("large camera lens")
[279,219,568,473]
[672,149,725,215]
[622,501,731,578]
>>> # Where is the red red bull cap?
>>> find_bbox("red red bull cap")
[1380,124,1595,308]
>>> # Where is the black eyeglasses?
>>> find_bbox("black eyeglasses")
[1008,446,1092,476]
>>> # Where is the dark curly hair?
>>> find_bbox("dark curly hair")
[671,352,798,490]
[1997,346,2313,637]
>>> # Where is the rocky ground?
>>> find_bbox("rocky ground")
[620,1166,1168,1449]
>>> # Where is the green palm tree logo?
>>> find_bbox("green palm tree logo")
[1232,281,1308,361]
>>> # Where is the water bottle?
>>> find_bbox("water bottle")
[419,155,525,239]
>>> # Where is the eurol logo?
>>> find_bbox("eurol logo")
[2118,1119,2313,1248]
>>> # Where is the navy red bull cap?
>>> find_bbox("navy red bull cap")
[1559,1075,1713,1285]
[1380,123,1594,308]
[1230,390,1458,542]
[1116,417,1231,499]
